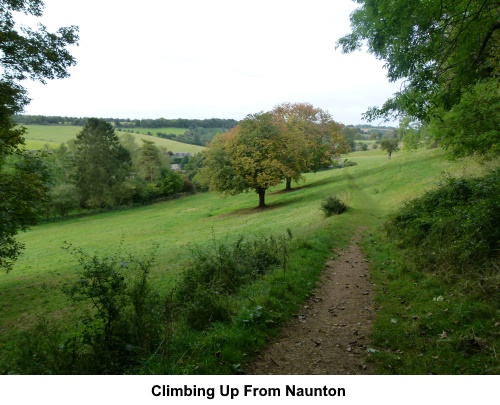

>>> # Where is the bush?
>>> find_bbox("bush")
[385,170,500,271]
[48,183,80,217]
[321,195,348,217]
[7,244,172,374]
[176,232,292,330]
[161,168,184,196]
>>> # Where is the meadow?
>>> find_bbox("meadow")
[1,146,498,373]
[21,125,203,154]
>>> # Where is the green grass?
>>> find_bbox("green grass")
[1,147,498,373]
[362,232,500,374]
[20,125,203,154]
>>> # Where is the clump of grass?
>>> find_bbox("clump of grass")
[320,195,348,217]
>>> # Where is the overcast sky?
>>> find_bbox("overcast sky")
[20,0,400,126]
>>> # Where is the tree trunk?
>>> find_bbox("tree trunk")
[285,177,292,191]
[257,189,266,208]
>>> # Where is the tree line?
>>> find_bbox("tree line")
[13,114,239,129]
[145,126,224,146]
[43,118,196,218]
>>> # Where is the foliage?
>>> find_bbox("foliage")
[184,151,207,191]
[199,112,289,207]
[47,183,80,217]
[0,1,78,112]
[137,140,162,183]
[200,104,349,205]
[3,147,498,374]
[272,102,350,189]
[0,0,78,270]
[160,168,184,196]
[364,231,500,374]
[176,127,223,146]
[74,118,132,208]
[380,138,399,159]
[430,78,500,159]
[14,115,238,130]
[6,244,170,374]
[320,195,348,217]
[0,153,51,270]
[176,232,292,330]
[337,0,499,121]
[385,170,500,272]
[331,159,358,169]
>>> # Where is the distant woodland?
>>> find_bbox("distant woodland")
[13,114,239,129]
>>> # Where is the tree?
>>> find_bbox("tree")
[0,153,52,270]
[199,112,289,208]
[74,119,132,208]
[272,102,350,190]
[342,126,358,150]
[430,32,500,159]
[0,0,78,270]
[137,140,162,183]
[160,168,184,196]
[337,0,500,127]
[380,138,399,159]
[48,183,80,217]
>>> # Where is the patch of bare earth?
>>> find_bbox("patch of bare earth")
[245,230,375,375]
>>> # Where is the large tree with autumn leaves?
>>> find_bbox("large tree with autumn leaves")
[272,102,350,190]
[198,112,288,207]
[198,104,349,208]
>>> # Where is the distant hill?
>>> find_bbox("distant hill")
[14,114,238,147]
[21,125,205,154]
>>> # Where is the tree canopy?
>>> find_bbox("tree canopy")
[198,112,290,208]
[74,119,132,208]
[0,0,78,271]
[337,0,500,123]
[198,105,348,208]
[272,102,350,190]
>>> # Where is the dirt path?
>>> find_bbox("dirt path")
[245,230,375,374]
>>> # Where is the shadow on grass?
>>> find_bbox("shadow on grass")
[269,170,344,196]
[206,169,353,220]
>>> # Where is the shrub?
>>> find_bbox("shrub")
[7,244,171,374]
[385,170,500,271]
[321,195,348,217]
[176,232,292,330]
[48,183,80,217]
[161,168,184,196]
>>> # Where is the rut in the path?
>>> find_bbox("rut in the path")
[245,232,375,375]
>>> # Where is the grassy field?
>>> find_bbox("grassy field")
[21,125,203,154]
[1,146,497,373]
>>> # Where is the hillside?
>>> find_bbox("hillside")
[21,125,205,154]
[1,146,498,374]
